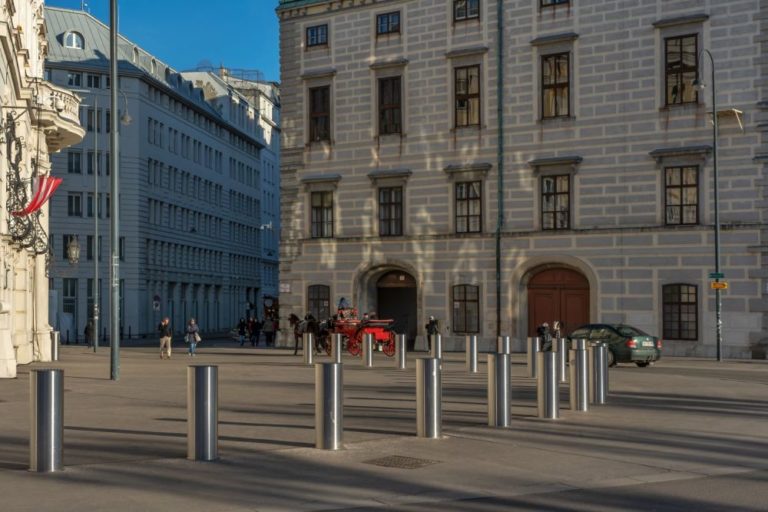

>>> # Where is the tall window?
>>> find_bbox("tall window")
[379,77,401,135]
[309,86,331,142]
[456,181,482,233]
[378,187,403,236]
[67,151,82,174]
[665,166,698,225]
[377,12,400,35]
[86,74,101,88]
[454,0,479,21]
[67,72,82,87]
[455,65,480,127]
[663,284,698,340]
[541,175,570,230]
[306,24,328,47]
[67,193,82,217]
[542,53,570,118]
[311,191,333,238]
[665,35,698,106]
[308,285,331,320]
[453,285,479,333]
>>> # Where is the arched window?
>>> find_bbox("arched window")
[452,284,479,333]
[64,31,84,49]
[662,284,698,340]
[307,285,330,320]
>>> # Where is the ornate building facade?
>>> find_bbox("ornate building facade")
[0,0,84,378]
[277,0,767,358]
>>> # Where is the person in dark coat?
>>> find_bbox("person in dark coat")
[425,315,438,351]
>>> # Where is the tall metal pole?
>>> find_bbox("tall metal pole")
[706,50,723,362]
[93,96,98,353]
[495,0,505,338]
[109,0,120,380]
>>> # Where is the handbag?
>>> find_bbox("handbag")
[194,332,201,343]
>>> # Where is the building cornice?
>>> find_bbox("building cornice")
[367,168,412,183]
[530,32,579,47]
[445,45,489,59]
[369,57,408,70]
[301,173,342,185]
[301,67,337,80]
[528,156,583,172]
[649,145,712,163]
[652,13,710,29]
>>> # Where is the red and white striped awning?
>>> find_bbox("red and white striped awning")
[11,175,63,217]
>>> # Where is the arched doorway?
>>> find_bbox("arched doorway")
[377,271,417,347]
[527,267,589,336]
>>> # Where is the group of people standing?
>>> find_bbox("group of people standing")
[237,316,276,347]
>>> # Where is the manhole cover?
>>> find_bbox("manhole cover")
[363,455,440,470]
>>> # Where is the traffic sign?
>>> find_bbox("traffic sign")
[708,272,724,279]
[710,282,728,290]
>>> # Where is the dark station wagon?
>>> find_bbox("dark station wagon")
[568,324,662,367]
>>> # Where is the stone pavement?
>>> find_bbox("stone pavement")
[0,341,767,511]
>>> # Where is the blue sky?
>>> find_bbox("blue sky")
[46,0,281,82]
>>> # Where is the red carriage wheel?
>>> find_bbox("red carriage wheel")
[348,332,362,356]
[382,331,396,357]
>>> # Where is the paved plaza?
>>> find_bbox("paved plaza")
[1,340,767,511]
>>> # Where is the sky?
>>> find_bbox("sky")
[46,0,281,82]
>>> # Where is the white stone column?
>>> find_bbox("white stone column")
[0,300,16,378]
[33,251,52,362]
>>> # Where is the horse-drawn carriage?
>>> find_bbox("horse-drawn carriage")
[323,307,396,357]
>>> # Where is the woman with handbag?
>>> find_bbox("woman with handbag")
[185,318,201,357]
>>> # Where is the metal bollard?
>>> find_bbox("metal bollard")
[331,333,343,364]
[555,337,568,383]
[537,351,559,419]
[487,353,511,427]
[187,365,218,461]
[416,358,442,438]
[430,334,442,359]
[590,343,608,405]
[315,362,343,450]
[569,339,589,412]
[527,337,542,378]
[497,335,511,354]
[50,331,60,362]
[362,333,374,367]
[466,335,478,373]
[303,333,314,365]
[29,369,64,472]
[395,334,407,370]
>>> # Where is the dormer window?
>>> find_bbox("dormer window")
[65,31,84,49]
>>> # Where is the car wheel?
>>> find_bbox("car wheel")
[607,350,616,367]
[635,362,650,368]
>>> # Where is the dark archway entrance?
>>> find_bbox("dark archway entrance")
[377,271,417,348]
[527,268,589,336]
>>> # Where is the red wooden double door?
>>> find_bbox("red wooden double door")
[527,268,590,336]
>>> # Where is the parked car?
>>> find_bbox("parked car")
[568,324,662,367]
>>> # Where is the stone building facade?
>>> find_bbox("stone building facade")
[45,7,275,340]
[277,0,767,357]
[0,0,84,377]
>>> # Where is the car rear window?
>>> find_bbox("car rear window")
[570,328,590,338]
[617,325,649,337]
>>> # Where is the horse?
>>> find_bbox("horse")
[289,314,304,355]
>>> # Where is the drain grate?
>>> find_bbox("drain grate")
[363,455,440,470]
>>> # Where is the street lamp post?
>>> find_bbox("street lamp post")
[694,49,723,362]
[109,0,120,380]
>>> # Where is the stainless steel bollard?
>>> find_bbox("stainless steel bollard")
[303,333,315,365]
[29,368,64,472]
[537,351,559,419]
[395,334,407,370]
[555,337,568,383]
[497,335,511,354]
[50,331,60,362]
[466,335,478,373]
[187,365,219,461]
[331,333,343,364]
[362,333,374,367]
[416,357,442,438]
[590,343,608,405]
[487,353,511,427]
[569,339,589,412]
[315,362,343,450]
[527,337,542,378]
[430,334,442,359]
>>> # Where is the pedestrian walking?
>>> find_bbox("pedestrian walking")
[537,322,553,352]
[84,319,94,348]
[158,317,173,359]
[248,316,261,347]
[185,318,201,357]
[263,316,276,347]
[425,315,438,351]
[237,317,247,346]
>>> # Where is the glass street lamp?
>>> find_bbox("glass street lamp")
[66,235,80,265]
